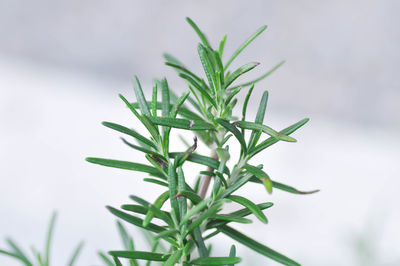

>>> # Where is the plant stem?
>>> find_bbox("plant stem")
[198,149,218,198]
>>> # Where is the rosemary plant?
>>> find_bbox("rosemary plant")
[0,212,84,266]
[88,17,317,265]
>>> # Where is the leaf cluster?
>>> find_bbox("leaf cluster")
[0,212,84,266]
[86,17,318,265]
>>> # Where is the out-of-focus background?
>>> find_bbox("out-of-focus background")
[1,1,399,265]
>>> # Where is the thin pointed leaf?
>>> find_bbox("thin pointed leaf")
[248,90,269,148]
[143,178,168,187]
[3,240,32,266]
[131,100,204,121]
[177,167,188,221]
[98,251,114,266]
[113,256,123,266]
[45,212,57,266]
[227,195,268,223]
[120,138,164,159]
[250,118,310,157]
[179,198,211,227]
[224,62,259,89]
[174,190,202,205]
[235,60,286,88]
[129,195,173,227]
[67,241,84,266]
[225,87,241,105]
[152,82,158,117]
[207,202,273,229]
[106,206,166,234]
[86,158,162,177]
[243,164,272,194]
[165,62,202,84]
[190,256,242,265]
[154,229,179,240]
[170,91,191,119]
[214,51,224,76]
[210,214,252,224]
[178,73,217,108]
[161,78,170,119]
[0,249,27,263]
[102,121,157,150]
[249,178,320,195]
[218,34,227,58]
[185,201,223,235]
[133,75,151,116]
[198,44,216,93]
[216,119,246,153]
[168,162,180,222]
[242,84,255,122]
[119,94,160,141]
[121,204,148,215]
[186,17,211,48]
[193,227,208,257]
[228,245,236,266]
[234,121,296,142]
[109,251,168,262]
[220,172,253,198]
[117,221,132,250]
[143,191,170,227]
[169,152,230,175]
[224,25,267,70]
[147,116,214,130]
[220,226,300,266]
[163,53,184,67]
[163,249,182,266]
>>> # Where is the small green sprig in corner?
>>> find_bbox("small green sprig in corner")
[0,212,84,266]
[87,17,319,266]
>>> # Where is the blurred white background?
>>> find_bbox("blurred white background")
[1,1,399,265]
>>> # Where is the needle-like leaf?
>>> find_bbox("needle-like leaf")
[103,121,157,150]
[228,195,268,223]
[86,158,163,177]
[249,118,309,156]
[133,76,151,116]
[44,212,57,266]
[243,164,273,194]
[235,120,296,142]
[228,245,236,266]
[190,256,242,265]
[216,119,247,153]
[163,249,182,266]
[107,206,166,234]
[109,251,169,261]
[224,25,267,70]
[98,252,114,266]
[67,241,84,266]
[4,240,32,266]
[234,60,285,88]
[186,17,211,48]
[248,90,269,148]
[219,226,300,266]
[169,152,230,175]
[218,34,227,58]
[147,116,214,131]
[224,62,259,89]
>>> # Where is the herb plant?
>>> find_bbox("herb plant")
[86,17,318,265]
[0,212,84,266]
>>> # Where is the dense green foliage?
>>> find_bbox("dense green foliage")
[87,17,317,265]
[0,17,317,266]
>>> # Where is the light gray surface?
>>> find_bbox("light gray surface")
[0,0,399,126]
